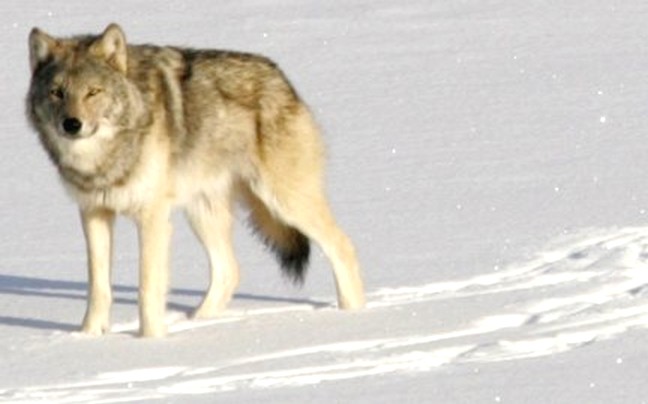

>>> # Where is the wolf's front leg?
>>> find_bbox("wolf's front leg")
[80,208,115,335]
[136,202,172,338]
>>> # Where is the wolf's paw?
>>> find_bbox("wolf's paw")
[191,289,234,319]
[139,322,167,338]
[80,319,110,336]
[191,294,232,319]
[191,301,227,320]
[338,294,366,311]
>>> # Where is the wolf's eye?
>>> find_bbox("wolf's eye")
[50,88,64,99]
[87,88,103,98]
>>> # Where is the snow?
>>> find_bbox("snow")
[3,0,648,403]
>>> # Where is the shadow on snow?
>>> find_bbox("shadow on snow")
[0,273,329,332]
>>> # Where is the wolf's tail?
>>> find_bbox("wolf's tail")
[245,192,310,284]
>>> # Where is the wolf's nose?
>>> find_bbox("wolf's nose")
[62,117,82,136]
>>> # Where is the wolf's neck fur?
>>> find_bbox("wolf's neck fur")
[57,125,147,192]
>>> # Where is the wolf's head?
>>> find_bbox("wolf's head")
[27,24,144,143]
[27,24,149,189]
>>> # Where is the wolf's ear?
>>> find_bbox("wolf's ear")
[92,23,128,73]
[29,28,58,72]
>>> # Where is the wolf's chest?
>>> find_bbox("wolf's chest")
[64,147,171,215]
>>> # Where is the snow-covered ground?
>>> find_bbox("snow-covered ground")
[3,0,648,402]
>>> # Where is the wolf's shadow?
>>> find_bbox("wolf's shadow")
[0,274,330,332]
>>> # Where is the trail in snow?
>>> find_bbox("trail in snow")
[3,227,648,403]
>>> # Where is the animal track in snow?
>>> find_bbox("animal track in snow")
[370,226,648,361]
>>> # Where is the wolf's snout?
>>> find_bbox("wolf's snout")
[62,117,83,136]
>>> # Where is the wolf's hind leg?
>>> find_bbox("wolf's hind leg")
[252,180,365,310]
[80,208,115,335]
[283,196,365,310]
[253,105,365,310]
[186,194,240,319]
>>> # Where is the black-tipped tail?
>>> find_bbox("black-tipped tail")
[273,229,310,284]
[245,189,311,284]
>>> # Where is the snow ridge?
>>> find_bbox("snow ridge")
[3,227,648,403]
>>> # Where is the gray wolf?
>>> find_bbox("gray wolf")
[26,23,365,337]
